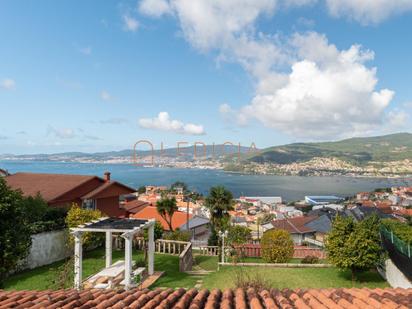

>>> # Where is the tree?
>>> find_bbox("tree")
[227,225,252,245]
[261,229,294,263]
[65,204,104,248]
[156,197,178,231]
[325,215,382,281]
[137,186,146,194]
[170,181,188,193]
[0,178,32,286]
[205,186,234,232]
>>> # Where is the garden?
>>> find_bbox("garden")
[3,247,388,291]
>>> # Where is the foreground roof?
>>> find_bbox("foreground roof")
[1,287,411,308]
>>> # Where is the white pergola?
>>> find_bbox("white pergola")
[70,217,155,290]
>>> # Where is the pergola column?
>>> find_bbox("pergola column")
[148,222,155,275]
[123,234,133,290]
[105,231,112,268]
[73,231,83,290]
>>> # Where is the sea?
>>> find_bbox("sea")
[1,160,412,202]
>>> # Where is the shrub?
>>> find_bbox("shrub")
[0,178,32,287]
[163,229,191,242]
[301,255,319,264]
[142,220,164,241]
[227,225,252,245]
[65,204,104,248]
[260,229,294,263]
[233,268,270,291]
[381,219,412,243]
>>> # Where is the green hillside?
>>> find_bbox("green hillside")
[246,133,412,165]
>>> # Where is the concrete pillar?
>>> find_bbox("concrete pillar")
[105,231,112,268]
[74,232,83,290]
[148,223,155,275]
[124,235,133,290]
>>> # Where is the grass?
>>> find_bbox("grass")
[202,266,389,290]
[3,248,388,291]
[3,248,201,290]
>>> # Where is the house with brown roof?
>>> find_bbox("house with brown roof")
[266,216,320,245]
[5,171,135,217]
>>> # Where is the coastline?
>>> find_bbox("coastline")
[1,159,411,179]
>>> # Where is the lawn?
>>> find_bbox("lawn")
[3,248,388,291]
[3,248,200,290]
[202,266,389,290]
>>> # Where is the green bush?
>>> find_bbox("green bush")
[65,204,104,248]
[381,219,412,243]
[163,229,191,242]
[227,225,252,245]
[260,229,294,263]
[0,178,32,287]
[301,255,319,264]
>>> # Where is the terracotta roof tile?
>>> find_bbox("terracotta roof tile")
[131,205,192,231]
[0,287,411,308]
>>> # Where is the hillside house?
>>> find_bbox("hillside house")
[5,172,135,217]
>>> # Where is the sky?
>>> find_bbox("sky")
[1,0,412,154]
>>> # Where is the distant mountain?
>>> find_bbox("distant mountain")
[0,144,252,162]
[246,133,412,165]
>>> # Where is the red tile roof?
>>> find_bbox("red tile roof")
[131,205,192,230]
[122,200,150,214]
[0,287,411,308]
[5,172,97,201]
[272,216,317,234]
[5,172,136,203]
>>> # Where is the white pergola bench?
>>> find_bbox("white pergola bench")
[70,217,155,290]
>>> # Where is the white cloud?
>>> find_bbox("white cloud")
[1,78,16,90]
[47,126,76,139]
[79,46,92,55]
[236,33,395,138]
[100,90,112,101]
[325,0,412,25]
[123,15,139,32]
[140,1,397,139]
[138,112,205,135]
[139,0,172,17]
[388,111,408,127]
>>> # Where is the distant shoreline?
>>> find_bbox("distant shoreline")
[1,159,411,179]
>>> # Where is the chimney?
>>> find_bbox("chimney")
[104,171,111,182]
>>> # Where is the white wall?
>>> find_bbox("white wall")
[384,259,412,288]
[22,230,70,270]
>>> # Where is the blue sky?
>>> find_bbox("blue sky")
[1,0,411,154]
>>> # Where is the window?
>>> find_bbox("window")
[82,199,96,210]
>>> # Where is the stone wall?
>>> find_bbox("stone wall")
[22,230,70,270]
[384,259,412,288]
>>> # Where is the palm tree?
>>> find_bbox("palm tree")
[205,186,234,232]
[156,197,178,231]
